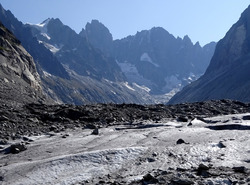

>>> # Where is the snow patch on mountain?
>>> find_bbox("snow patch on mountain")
[39,41,62,54]
[43,71,52,77]
[117,60,192,101]
[27,19,65,54]
[37,18,51,27]
[140,52,159,67]
[132,83,151,93]
[41,33,51,40]
[123,82,135,91]
[183,73,200,84]
[151,88,181,104]
[163,75,182,92]
[117,61,138,74]
[117,61,154,91]
[27,18,50,35]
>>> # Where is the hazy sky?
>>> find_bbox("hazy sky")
[0,0,249,46]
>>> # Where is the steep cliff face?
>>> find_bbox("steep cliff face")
[169,5,250,104]
[0,22,46,105]
[205,7,250,76]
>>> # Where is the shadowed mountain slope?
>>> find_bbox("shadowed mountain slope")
[169,5,250,104]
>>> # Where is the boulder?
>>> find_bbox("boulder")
[6,143,27,154]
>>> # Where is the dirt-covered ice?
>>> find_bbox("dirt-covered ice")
[1,113,250,184]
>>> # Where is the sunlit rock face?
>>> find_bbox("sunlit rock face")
[169,5,250,104]
[0,22,46,105]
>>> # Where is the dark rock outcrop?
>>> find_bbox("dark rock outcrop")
[176,139,186,144]
[169,5,250,104]
[5,143,27,154]
[85,166,249,185]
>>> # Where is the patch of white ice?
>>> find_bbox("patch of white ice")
[43,71,51,77]
[41,33,51,40]
[123,82,135,91]
[140,52,159,67]
[117,61,154,90]
[38,41,62,54]
[132,83,151,93]
[27,19,50,35]
[162,75,182,92]
[11,147,145,185]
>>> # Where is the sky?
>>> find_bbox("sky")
[0,0,249,46]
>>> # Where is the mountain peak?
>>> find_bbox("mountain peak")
[88,19,103,26]
[0,3,5,14]
[49,18,63,25]
[27,18,52,33]
[183,35,192,42]
[194,41,200,47]
[240,4,250,19]
[82,19,113,55]
[40,18,51,26]
[85,19,112,38]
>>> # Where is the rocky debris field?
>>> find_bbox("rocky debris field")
[0,99,250,140]
[90,166,250,185]
[0,99,250,184]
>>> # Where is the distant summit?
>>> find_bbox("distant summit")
[169,5,250,104]
[80,20,113,56]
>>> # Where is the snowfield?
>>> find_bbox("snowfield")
[1,113,250,184]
